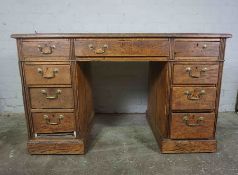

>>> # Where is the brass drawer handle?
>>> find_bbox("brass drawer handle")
[184,89,206,100]
[38,44,56,54]
[183,115,204,127]
[41,89,61,99]
[196,43,207,49]
[185,67,208,78]
[43,114,64,125]
[88,44,108,54]
[37,68,59,79]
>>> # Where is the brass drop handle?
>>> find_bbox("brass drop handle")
[202,44,207,49]
[43,114,64,125]
[38,44,56,54]
[185,67,208,78]
[41,89,61,99]
[183,115,204,127]
[88,44,108,54]
[196,43,207,49]
[184,89,206,100]
[37,68,59,79]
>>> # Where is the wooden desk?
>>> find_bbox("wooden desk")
[11,33,231,154]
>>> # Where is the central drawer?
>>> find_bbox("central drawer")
[75,39,169,57]
[30,87,74,109]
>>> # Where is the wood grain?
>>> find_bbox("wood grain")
[30,87,74,109]
[32,112,75,133]
[12,33,231,154]
[172,87,216,110]
[22,39,70,59]
[170,113,215,139]
[77,62,95,139]
[213,39,226,137]
[147,62,170,138]
[28,139,85,154]
[173,63,219,84]
[24,64,71,85]
[75,39,169,57]
[76,56,169,61]
[175,41,220,57]
[161,139,217,153]
[11,33,232,39]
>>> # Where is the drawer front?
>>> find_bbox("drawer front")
[32,112,75,133]
[22,39,70,58]
[24,64,71,85]
[170,113,215,139]
[75,39,169,57]
[172,87,216,110]
[175,41,220,57]
[30,87,74,109]
[173,64,219,84]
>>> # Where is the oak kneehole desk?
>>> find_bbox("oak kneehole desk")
[11,33,231,154]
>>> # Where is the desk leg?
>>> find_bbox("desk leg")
[147,61,170,146]
[147,62,216,153]
[76,62,95,153]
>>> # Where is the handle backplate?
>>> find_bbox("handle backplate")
[196,43,207,49]
[183,115,204,127]
[186,67,208,78]
[37,67,59,79]
[43,114,64,125]
[88,44,108,54]
[38,44,56,54]
[184,89,206,100]
[41,89,61,99]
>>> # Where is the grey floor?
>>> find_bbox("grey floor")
[0,113,237,175]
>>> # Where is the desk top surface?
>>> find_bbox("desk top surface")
[11,33,232,39]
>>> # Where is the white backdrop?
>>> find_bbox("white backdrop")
[0,0,237,112]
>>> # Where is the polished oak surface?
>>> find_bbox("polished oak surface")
[12,33,231,154]
[11,33,231,38]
